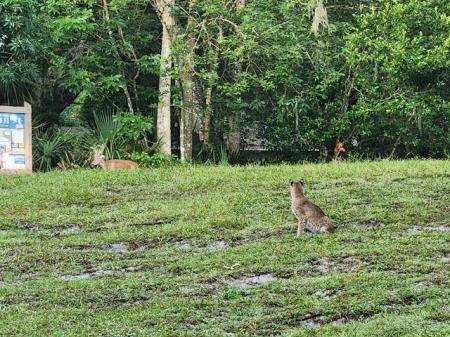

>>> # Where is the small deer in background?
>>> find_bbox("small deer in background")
[333,139,345,161]
[91,146,138,170]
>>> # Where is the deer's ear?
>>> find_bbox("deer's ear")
[299,179,304,186]
[101,155,106,160]
[289,180,294,186]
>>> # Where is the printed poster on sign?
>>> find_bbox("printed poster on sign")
[0,113,26,170]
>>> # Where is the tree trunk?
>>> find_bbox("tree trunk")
[154,0,175,156]
[226,0,245,154]
[179,0,197,161]
[201,26,222,148]
[202,86,212,145]
[227,113,241,154]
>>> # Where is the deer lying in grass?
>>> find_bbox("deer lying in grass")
[91,146,138,170]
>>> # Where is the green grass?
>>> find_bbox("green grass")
[1,160,449,336]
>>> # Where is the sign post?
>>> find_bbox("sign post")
[0,102,32,173]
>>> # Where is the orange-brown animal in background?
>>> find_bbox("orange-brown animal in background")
[91,146,138,170]
[333,140,345,161]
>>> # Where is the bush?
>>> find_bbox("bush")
[33,128,93,171]
[91,112,154,159]
[130,152,181,168]
[115,113,153,143]
[33,131,66,172]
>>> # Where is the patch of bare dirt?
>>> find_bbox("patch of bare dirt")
[15,220,42,230]
[175,240,192,249]
[53,225,81,235]
[60,269,114,280]
[409,224,450,233]
[60,265,142,280]
[227,274,276,287]
[313,288,336,300]
[292,313,325,327]
[329,314,369,325]
[416,279,437,287]
[101,243,129,253]
[207,240,229,250]
[179,283,220,297]
[310,256,362,274]
[68,239,158,252]
[61,225,81,234]
[291,313,370,327]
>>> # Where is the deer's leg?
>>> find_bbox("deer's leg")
[297,219,306,238]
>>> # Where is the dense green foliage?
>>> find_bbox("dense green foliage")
[0,0,449,170]
[345,0,450,157]
[1,160,449,335]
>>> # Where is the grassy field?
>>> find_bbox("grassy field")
[0,160,449,336]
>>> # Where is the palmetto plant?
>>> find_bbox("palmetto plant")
[91,111,122,159]
[33,131,65,172]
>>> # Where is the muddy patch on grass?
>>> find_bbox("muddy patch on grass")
[179,283,220,297]
[175,240,192,249]
[312,257,334,273]
[54,225,81,235]
[330,314,369,325]
[69,240,157,253]
[409,224,450,233]
[15,220,42,230]
[292,313,326,327]
[355,220,385,229]
[227,274,276,287]
[207,240,229,250]
[416,279,437,287]
[313,289,336,300]
[291,313,370,327]
[61,269,115,280]
[60,265,142,280]
[101,243,129,253]
[164,239,229,251]
[122,266,143,272]
[310,256,362,274]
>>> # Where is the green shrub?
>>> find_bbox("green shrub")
[91,112,154,160]
[130,152,181,168]
[33,128,93,171]
[33,131,65,172]
[115,113,153,143]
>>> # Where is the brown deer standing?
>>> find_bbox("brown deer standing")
[333,139,345,161]
[91,146,138,170]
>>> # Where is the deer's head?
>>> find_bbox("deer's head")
[91,145,106,167]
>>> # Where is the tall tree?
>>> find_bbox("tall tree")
[179,0,197,161]
[226,0,245,155]
[152,0,176,155]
